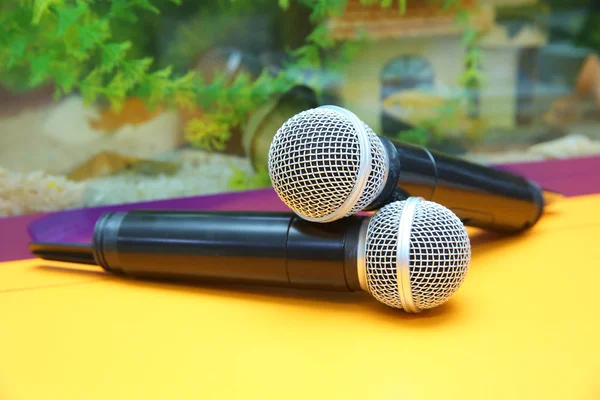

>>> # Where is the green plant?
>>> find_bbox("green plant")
[183,0,372,151]
[398,1,487,146]
[227,165,271,191]
[1,0,189,105]
[0,0,486,184]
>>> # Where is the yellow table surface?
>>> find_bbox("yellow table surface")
[1,194,600,399]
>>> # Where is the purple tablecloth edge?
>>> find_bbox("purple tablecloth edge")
[2,155,600,263]
[0,188,291,263]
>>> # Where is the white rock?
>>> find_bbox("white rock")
[81,149,255,207]
[0,95,182,174]
[528,134,600,159]
[0,166,86,216]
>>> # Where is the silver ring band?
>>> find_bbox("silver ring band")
[356,215,372,292]
[396,197,420,313]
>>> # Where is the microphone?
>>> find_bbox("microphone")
[268,105,547,233]
[28,198,471,312]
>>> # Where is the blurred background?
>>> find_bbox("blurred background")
[1,0,599,217]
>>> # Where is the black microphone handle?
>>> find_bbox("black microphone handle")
[369,137,544,233]
[92,210,364,291]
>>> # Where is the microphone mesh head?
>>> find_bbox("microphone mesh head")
[364,199,471,311]
[268,106,388,222]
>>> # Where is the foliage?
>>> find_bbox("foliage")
[495,2,550,24]
[398,98,460,145]
[227,165,271,191]
[184,68,301,151]
[0,0,487,188]
[0,0,186,106]
[155,0,370,153]
[576,12,600,52]
[398,1,486,145]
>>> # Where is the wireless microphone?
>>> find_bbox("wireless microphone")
[28,198,471,312]
[268,105,547,233]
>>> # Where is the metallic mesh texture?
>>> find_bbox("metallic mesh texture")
[268,107,387,221]
[364,201,405,309]
[408,200,471,310]
[356,121,388,212]
[364,200,471,310]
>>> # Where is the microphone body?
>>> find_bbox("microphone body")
[92,210,363,292]
[369,138,545,232]
[30,198,472,312]
[268,105,546,233]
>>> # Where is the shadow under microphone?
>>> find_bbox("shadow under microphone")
[28,198,471,313]
[268,105,551,233]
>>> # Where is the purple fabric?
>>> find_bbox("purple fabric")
[1,155,600,263]
[0,212,46,262]
[2,189,288,263]
[494,156,600,197]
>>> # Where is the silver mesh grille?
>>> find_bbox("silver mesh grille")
[268,107,388,222]
[358,121,388,212]
[364,200,471,311]
[364,202,405,309]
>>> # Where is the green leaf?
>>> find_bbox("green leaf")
[309,0,346,21]
[100,41,132,73]
[79,69,103,104]
[307,24,335,48]
[398,129,430,146]
[455,9,470,25]
[195,73,228,109]
[134,0,160,14]
[227,165,271,191]
[104,72,129,110]
[399,0,406,14]
[336,38,367,67]
[278,0,290,10]
[55,4,87,37]
[136,81,164,108]
[227,166,252,190]
[464,48,483,64]
[152,66,173,79]
[29,53,51,86]
[110,0,138,22]
[32,0,59,24]
[466,49,481,65]
[174,90,196,110]
[248,69,276,103]
[185,118,231,152]
[461,28,477,45]
[122,57,153,87]
[172,70,196,87]
[459,68,485,87]
[137,66,172,96]
[291,44,321,67]
[79,20,110,51]
[7,38,27,68]
[54,68,79,94]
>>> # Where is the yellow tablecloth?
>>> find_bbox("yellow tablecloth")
[1,194,600,399]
